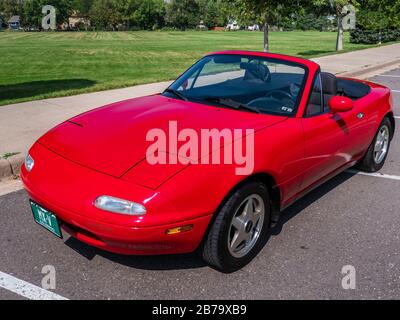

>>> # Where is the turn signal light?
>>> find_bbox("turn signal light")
[166,225,193,235]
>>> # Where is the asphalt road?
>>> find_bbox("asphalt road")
[1,69,400,300]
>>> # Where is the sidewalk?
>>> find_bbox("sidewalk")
[1,43,400,179]
[311,43,400,77]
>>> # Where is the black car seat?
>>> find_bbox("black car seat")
[321,72,338,111]
[306,72,337,116]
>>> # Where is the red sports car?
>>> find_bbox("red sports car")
[22,51,395,272]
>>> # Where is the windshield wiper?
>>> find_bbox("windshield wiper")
[204,97,261,114]
[163,88,189,101]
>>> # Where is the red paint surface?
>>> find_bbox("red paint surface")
[21,52,394,255]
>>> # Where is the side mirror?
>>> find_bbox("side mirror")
[329,96,354,113]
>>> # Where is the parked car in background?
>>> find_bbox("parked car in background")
[248,24,260,31]
[196,21,208,31]
[226,21,240,31]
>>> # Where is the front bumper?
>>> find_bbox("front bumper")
[21,143,212,255]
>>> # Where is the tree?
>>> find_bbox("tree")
[165,0,200,30]
[51,0,73,26]
[1,0,24,20]
[72,0,94,18]
[0,1,4,27]
[313,0,359,51]
[120,0,165,30]
[228,1,305,52]
[357,0,400,30]
[90,0,122,30]
[332,0,357,51]
[23,0,42,28]
[197,0,229,28]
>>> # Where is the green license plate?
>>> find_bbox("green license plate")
[30,201,63,238]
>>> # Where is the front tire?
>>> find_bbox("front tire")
[201,181,271,273]
[358,117,393,172]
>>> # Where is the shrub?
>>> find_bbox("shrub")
[350,28,400,44]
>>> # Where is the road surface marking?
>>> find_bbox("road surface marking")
[0,271,68,300]
[395,116,400,119]
[392,90,400,93]
[346,169,400,181]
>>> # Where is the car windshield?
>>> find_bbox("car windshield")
[164,54,307,116]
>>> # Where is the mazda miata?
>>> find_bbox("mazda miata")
[22,51,395,272]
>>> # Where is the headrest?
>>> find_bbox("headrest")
[321,72,337,95]
[241,62,271,82]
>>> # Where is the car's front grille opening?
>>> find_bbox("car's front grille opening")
[60,220,105,246]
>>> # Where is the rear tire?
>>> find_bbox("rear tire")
[358,117,392,172]
[201,181,271,273]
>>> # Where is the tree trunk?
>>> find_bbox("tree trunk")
[263,20,269,52]
[336,15,344,51]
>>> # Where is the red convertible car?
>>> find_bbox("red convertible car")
[22,51,394,272]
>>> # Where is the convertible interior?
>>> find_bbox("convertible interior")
[184,67,305,115]
[175,58,371,116]
[306,72,371,116]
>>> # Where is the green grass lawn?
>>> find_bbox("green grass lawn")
[0,30,379,106]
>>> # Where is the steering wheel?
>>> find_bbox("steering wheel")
[266,89,294,101]
[247,96,288,113]
[248,89,296,114]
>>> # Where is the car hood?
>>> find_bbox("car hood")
[39,95,287,178]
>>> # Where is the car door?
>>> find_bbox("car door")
[300,72,364,190]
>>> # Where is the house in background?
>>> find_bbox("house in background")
[68,11,91,30]
[8,16,21,30]
[58,11,91,30]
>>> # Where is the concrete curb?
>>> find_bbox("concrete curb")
[0,159,12,180]
[336,58,400,79]
[0,154,24,181]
